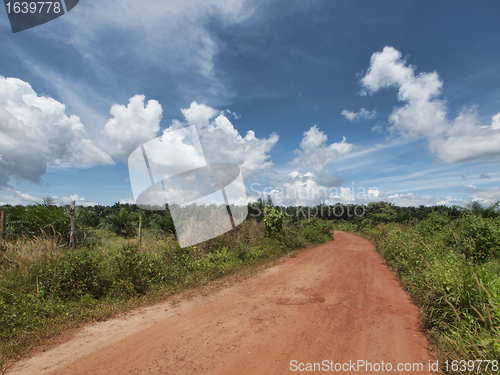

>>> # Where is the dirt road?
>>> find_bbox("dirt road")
[9,231,438,374]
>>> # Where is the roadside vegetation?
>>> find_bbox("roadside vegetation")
[333,201,500,375]
[0,198,333,372]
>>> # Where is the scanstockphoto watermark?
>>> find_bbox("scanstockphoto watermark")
[249,202,366,219]
[249,182,379,204]
[248,182,377,218]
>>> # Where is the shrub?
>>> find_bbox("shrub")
[299,218,333,243]
[55,249,109,299]
[263,207,285,236]
[454,215,500,263]
[417,211,452,236]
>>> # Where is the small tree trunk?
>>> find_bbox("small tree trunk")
[70,201,76,250]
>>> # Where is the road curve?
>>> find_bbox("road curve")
[9,231,438,375]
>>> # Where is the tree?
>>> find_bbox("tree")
[42,196,55,206]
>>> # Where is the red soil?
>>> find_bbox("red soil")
[9,231,438,375]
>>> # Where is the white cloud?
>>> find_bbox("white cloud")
[102,95,163,162]
[492,113,500,130]
[0,190,99,207]
[266,175,446,207]
[436,196,470,206]
[119,197,136,205]
[180,102,218,129]
[386,192,436,207]
[462,186,500,205]
[290,125,353,171]
[257,170,499,208]
[341,108,376,121]
[171,101,279,179]
[51,194,98,207]
[0,76,113,187]
[361,46,447,138]
[429,108,500,163]
[264,171,336,206]
[0,188,39,206]
[359,46,500,163]
[262,179,443,208]
[259,171,366,206]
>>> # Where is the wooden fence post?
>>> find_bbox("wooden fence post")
[0,211,6,245]
[70,201,75,250]
[138,213,142,243]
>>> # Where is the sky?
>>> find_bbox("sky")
[0,0,500,208]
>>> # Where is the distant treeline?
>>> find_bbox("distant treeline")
[0,197,498,242]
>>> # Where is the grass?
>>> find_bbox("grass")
[0,218,334,372]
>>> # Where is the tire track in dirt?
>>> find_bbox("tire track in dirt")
[8,231,438,374]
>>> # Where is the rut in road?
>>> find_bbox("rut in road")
[9,231,438,375]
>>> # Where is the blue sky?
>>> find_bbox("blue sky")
[1,0,499,207]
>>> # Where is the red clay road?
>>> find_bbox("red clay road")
[9,231,438,374]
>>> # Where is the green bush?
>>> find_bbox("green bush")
[263,207,285,236]
[417,211,452,236]
[234,242,249,261]
[55,249,109,299]
[299,218,333,243]
[454,215,500,263]
[113,244,168,295]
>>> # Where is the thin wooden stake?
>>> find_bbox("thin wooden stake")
[0,210,6,245]
[70,201,76,250]
[138,213,143,243]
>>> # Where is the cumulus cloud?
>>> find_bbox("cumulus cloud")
[290,125,353,172]
[359,47,500,163]
[0,77,279,202]
[341,108,376,121]
[0,76,113,187]
[170,101,279,179]
[102,95,163,162]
